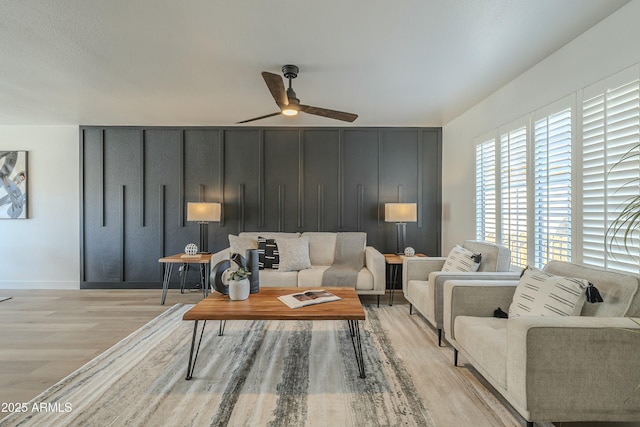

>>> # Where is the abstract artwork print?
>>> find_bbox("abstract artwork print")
[0,151,27,219]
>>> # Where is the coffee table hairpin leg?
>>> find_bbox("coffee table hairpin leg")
[185,320,207,380]
[347,320,366,378]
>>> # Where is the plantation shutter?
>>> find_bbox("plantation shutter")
[533,103,572,268]
[582,68,640,274]
[475,137,497,243]
[500,122,528,267]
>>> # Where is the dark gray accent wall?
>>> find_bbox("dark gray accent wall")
[80,126,442,288]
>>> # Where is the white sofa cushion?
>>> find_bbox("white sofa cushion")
[509,267,589,317]
[455,316,507,388]
[256,269,298,287]
[442,245,481,272]
[302,232,337,266]
[277,236,311,272]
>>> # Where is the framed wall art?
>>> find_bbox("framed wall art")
[0,150,28,219]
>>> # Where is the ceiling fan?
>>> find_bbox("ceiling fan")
[237,65,358,124]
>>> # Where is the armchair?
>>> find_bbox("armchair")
[443,261,640,426]
[402,240,518,345]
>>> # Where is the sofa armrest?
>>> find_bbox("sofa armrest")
[443,280,519,343]
[210,247,230,265]
[428,272,522,328]
[402,257,447,294]
[506,316,640,421]
[365,246,386,293]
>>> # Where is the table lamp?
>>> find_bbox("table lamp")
[187,202,221,254]
[385,202,417,255]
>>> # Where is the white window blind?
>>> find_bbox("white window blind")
[475,138,497,243]
[500,124,528,267]
[582,70,640,274]
[533,107,572,268]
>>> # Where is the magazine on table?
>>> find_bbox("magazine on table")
[278,289,341,309]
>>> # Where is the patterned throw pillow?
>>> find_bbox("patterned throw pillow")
[277,236,311,272]
[509,267,589,317]
[441,245,482,272]
[257,236,279,269]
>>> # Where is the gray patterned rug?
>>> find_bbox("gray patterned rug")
[0,304,435,426]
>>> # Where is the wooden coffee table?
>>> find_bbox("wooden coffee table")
[182,287,366,380]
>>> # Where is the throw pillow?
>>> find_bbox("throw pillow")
[228,234,258,256]
[258,236,279,269]
[508,266,589,317]
[441,245,482,272]
[277,236,312,272]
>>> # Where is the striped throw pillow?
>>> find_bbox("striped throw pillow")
[441,245,481,272]
[509,267,589,317]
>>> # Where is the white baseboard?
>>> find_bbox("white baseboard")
[0,281,80,290]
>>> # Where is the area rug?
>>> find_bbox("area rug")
[0,304,435,426]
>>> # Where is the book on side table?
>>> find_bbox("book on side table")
[278,289,341,309]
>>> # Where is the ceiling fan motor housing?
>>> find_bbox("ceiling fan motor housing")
[282,64,299,80]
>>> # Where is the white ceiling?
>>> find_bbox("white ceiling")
[0,0,630,127]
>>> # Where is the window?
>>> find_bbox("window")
[475,137,497,243]
[533,105,572,268]
[582,69,640,274]
[500,123,528,267]
[474,64,640,273]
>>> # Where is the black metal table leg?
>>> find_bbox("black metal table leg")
[185,319,207,380]
[161,263,173,305]
[389,264,399,306]
[348,320,366,378]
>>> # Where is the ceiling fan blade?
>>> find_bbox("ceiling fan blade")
[300,105,358,122]
[261,71,288,107]
[236,112,281,124]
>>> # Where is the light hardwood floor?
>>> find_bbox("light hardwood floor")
[0,288,204,404]
[2,289,631,427]
[0,288,384,405]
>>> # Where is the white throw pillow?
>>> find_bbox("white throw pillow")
[277,236,311,272]
[441,245,481,272]
[228,234,258,255]
[509,267,589,317]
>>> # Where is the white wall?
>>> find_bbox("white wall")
[441,0,640,252]
[0,126,80,289]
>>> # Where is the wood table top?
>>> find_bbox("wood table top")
[158,253,213,264]
[383,253,426,264]
[183,287,365,321]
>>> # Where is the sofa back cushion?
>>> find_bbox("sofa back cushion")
[543,260,640,317]
[302,232,337,266]
[462,240,511,272]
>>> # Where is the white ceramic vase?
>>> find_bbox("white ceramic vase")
[228,278,250,300]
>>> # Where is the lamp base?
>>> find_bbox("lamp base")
[396,222,407,255]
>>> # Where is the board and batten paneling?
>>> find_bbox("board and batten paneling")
[80,126,441,288]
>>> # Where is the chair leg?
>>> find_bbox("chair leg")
[377,295,380,307]
[438,329,442,347]
[526,422,534,427]
[454,349,458,366]
[409,303,413,315]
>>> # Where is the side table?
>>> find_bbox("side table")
[158,253,212,305]
[384,253,426,306]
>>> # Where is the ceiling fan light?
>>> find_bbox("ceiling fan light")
[282,108,299,116]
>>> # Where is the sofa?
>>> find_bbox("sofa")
[402,240,518,345]
[443,260,640,426]
[210,232,386,304]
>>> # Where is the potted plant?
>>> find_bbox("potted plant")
[228,267,251,301]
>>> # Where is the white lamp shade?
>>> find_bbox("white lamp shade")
[385,203,417,222]
[187,202,221,222]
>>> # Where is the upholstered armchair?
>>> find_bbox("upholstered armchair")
[442,261,640,426]
[402,240,517,345]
